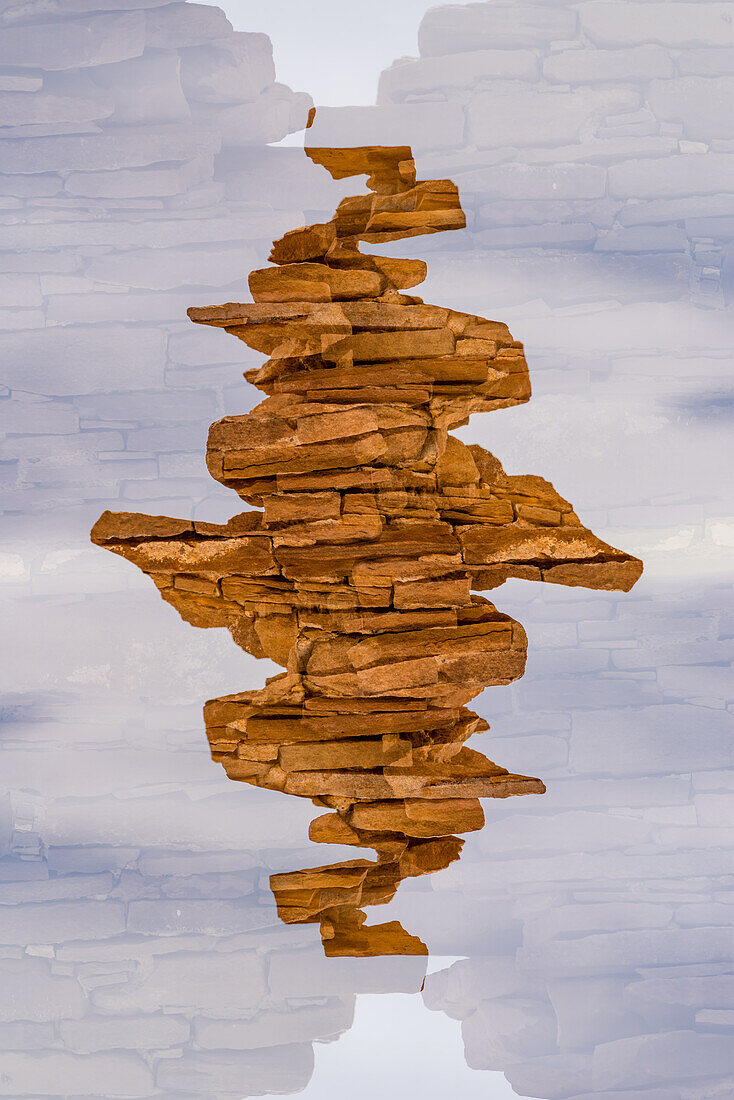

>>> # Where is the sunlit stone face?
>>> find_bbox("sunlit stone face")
[92,140,641,956]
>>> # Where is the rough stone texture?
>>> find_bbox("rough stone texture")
[92,142,640,957]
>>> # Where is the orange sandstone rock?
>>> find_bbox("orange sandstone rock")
[91,139,642,956]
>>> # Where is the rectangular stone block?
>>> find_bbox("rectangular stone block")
[676,901,734,926]
[91,950,267,1016]
[519,926,734,975]
[76,389,216,425]
[581,3,734,48]
[65,155,213,198]
[461,162,606,201]
[467,87,637,150]
[695,792,734,826]
[46,847,139,873]
[101,54,189,127]
[593,1030,734,1090]
[473,732,567,773]
[0,72,114,130]
[0,1021,54,1049]
[379,49,539,103]
[545,775,691,809]
[87,243,256,291]
[0,76,42,92]
[0,12,145,70]
[622,195,734,227]
[0,1051,153,1097]
[529,646,610,675]
[678,46,734,75]
[0,871,114,904]
[0,901,125,945]
[594,226,689,252]
[571,704,734,776]
[0,308,45,331]
[657,664,734,702]
[0,957,85,1021]
[59,1013,190,1052]
[0,327,165,395]
[476,222,598,249]
[524,901,673,948]
[0,273,41,309]
[144,1,232,49]
[46,289,197,325]
[0,429,124,461]
[137,850,258,876]
[648,75,734,142]
[0,746,212,798]
[41,788,316,852]
[419,3,577,54]
[126,898,273,936]
[180,31,276,104]
[474,809,650,857]
[1,125,220,174]
[0,401,78,435]
[520,675,659,711]
[544,44,674,83]
[612,639,733,669]
[0,209,298,248]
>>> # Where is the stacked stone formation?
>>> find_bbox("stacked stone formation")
[92,144,642,957]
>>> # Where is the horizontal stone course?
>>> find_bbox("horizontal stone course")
[418,4,578,55]
[0,1050,154,1097]
[467,87,639,150]
[154,1045,315,1093]
[379,49,540,102]
[0,900,126,944]
[544,44,674,84]
[0,12,146,71]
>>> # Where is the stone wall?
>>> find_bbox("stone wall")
[1,2,733,1096]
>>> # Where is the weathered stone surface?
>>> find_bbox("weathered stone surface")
[467,87,637,150]
[59,1014,190,1053]
[418,4,577,54]
[0,958,85,1022]
[249,263,386,303]
[0,1051,153,1097]
[379,50,539,103]
[580,2,734,49]
[0,13,146,70]
[180,31,275,104]
[544,44,674,84]
[1,125,221,175]
[647,75,734,142]
[92,140,641,957]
